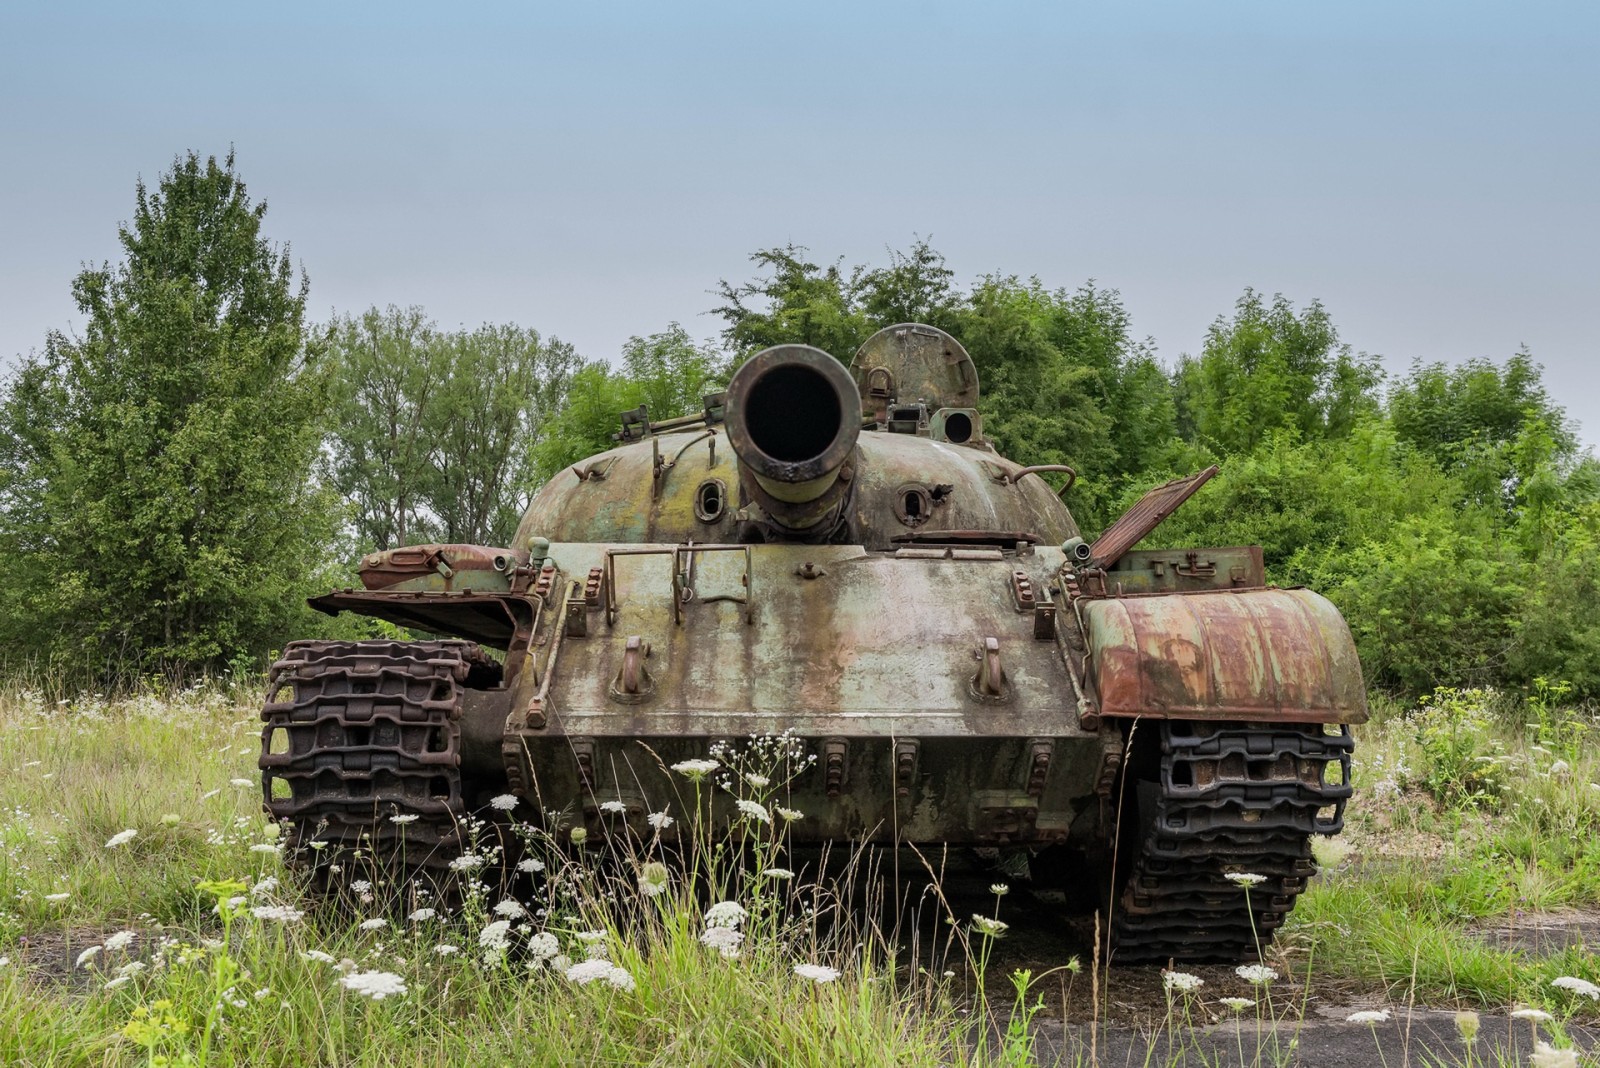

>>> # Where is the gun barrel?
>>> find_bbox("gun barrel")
[725,344,861,526]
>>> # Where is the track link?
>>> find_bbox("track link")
[259,640,501,894]
[1110,720,1353,964]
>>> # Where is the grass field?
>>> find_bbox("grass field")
[2,682,1598,1066]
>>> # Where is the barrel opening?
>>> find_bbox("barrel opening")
[745,364,842,462]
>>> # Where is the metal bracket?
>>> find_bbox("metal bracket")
[609,635,654,702]
[894,740,919,800]
[822,738,849,799]
[1026,739,1053,797]
[972,636,1008,700]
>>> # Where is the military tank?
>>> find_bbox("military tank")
[261,323,1364,962]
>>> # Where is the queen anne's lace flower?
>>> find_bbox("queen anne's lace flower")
[408,908,437,922]
[647,810,674,830]
[599,800,626,815]
[971,914,1009,937]
[493,900,527,918]
[762,868,795,880]
[1513,1008,1555,1022]
[1530,1042,1579,1068]
[744,773,771,789]
[564,959,636,991]
[104,931,136,952]
[75,946,102,968]
[389,813,419,824]
[1236,964,1278,985]
[1225,872,1267,887]
[1220,997,1254,1012]
[1163,971,1203,994]
[448,853,487,872]
[490,794,519,811]
[301,950,336,964]
[704,901,748,928]
[44,892,70,902]
[1552,976,1600,1000]
[794,963,840,984]
[776,807,804,821]
[671,759,719,781]
[479,920,513,949]
[104,829,138,849]
[517,857,545,874]
[735,799,771,824]
[527,932,559,961]
[700,926,744,959]
[638,861,670,897]
[434,944,459,955]
[253,905,304,923]
[1346,1009,1391,1024]
[339,970,408,1000]
[358,918,388,931]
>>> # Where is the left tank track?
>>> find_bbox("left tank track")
[259,639,502,896]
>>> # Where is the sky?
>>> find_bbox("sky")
[2,1,1596,445]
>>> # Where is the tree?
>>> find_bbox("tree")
[1174,290,1382,454]
[325,309,582,550]
[0,150,336,679]
[712,245,871,360]
[529,324,729,483]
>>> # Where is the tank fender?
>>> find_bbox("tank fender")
[1079,587,1367,723]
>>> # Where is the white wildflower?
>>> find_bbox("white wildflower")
[564,959,636,991]
[434,944,459,955]
[1310,835,1353,868]
[762,867,795,880]
[448,853,487,872]
[230,778,253,787]
[494,900,527,919]
[338,970,408,1000]
[251,876,279,896]
[1551,975,1600,999]
[75,945,102,968]
[1346,1009,1391,1024]
[1225,872,1267,887]
[389,813,419,825]
[705,901,748,928]
[1163,971,1203,994]
[700,926,744,959]
[646,810,674,831]
[517,857,545,874]
[300,950,336,964]
[103,975,131,991]
[350,880,372,893]
[794,963,840,984]
[527,932,559,961]
[638,861,670,897]
[408,908,437,922]
[1530,1042,1579,1068]
[104,931,136,953]
[479,920,513,950]
[0,957,9,968]
[1550,760,1571,778]
[115,961,146,979]
[1220,997,1254,1012]
[104,829,138,849]
[1512,1008,1555,1022]
[670,758,719,781]
[358,918,388,931]
[44,893,70,902]
[490,794,519,811]
[775,807,804,821]
[599,800,626,815]
[971,914,1009,937]
[574,929,607,945]
[249,843,280,854]
[569,827,588,845]
[989,883,1009,896]
[1236,964,1278,985]
[744,773,771,789]
[735,799,771,824]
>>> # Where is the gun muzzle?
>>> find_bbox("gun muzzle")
[725,344,861,531]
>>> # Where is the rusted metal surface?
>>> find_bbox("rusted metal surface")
[358,543,525,592]
[308,588,537,651]
[1106,546,1266,595]
[1088,466,1218,568]
[848,323,980,420]
[1079,587,1368,723]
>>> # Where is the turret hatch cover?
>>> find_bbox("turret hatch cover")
[1089,466,1219,568]
[849,323,979,417]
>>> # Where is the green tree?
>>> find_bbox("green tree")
[325,309,582,550]
[712,245,872,360]
[529,324,729,483]
[0,150,335,680]
[1174,290,1382,454]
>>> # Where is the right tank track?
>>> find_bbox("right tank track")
[260,640,500,895]
[1110,719,1354,964]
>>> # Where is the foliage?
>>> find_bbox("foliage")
[529,323,729,483]
[324,307,581,549]
[0,150,336,681]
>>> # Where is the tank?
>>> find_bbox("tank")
[260,323,1365,962]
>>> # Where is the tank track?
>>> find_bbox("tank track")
[259,640,501,895]
[1110,720,1353,964]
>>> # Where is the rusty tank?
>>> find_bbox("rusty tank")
[260,323,1365,962]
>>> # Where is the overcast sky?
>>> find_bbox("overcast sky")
[3,1,1596,447]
